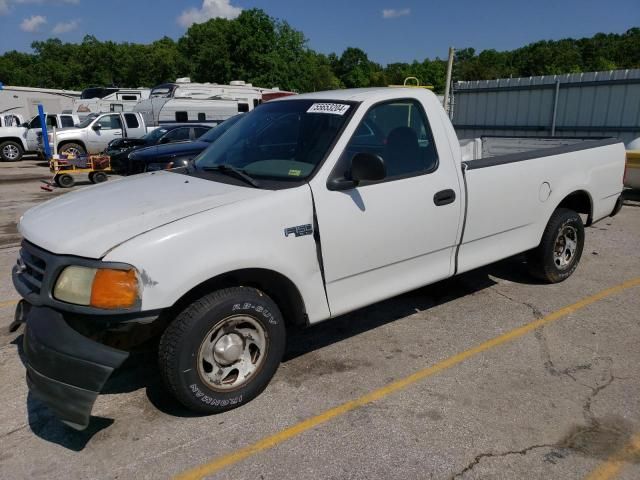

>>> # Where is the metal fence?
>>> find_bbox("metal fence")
[452,69,640,144]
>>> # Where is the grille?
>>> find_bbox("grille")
[17,246,47,295]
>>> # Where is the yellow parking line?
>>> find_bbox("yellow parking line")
[584,432,640,480]
[0,299,18,309]
[175,277,640,480]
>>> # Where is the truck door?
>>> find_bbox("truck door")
[310,99,462,316]
[88,114,123,152]
[26,115,58,151]
[122,113,146,138]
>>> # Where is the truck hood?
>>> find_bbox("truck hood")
[19,171,270,258]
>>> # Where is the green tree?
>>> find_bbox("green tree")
[0,21,638,94]
[335,47,375,88]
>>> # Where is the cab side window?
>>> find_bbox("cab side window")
[97,114,123,130]
[124,113,139,128]
[194,127,210,138]
[163,127,190,142]
[60,116,75,128]
[343,100,438,179]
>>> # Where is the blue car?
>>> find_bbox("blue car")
[107,123,212,174]
[124,115,244,175]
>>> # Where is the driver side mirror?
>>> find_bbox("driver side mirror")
[328,152,386,191]
[92,124,101,131]
[159,137,171,144]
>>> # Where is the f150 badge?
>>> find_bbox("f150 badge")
[284,224,313,237]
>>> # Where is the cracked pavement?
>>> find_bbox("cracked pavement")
[0,169,639,479]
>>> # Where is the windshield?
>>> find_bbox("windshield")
[143,127,169,142]
[194,100,353,180]
[198,114,244,143]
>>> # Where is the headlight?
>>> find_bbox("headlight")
[54,266,139,309]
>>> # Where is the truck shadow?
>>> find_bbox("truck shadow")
[14,255,538,448]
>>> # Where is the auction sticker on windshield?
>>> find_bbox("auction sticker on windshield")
[307,103,350,115]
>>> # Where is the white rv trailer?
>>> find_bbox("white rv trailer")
[72,86,151,119]
[0,85,80,120]
[133,97,240,127]
[149,78,294,112]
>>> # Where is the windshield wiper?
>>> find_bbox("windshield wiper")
[202,164,261,188]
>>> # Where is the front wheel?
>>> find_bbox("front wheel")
[527,208,585,283]
[0,140,23,162]
[59,142,86,157]
[158,287,286,413]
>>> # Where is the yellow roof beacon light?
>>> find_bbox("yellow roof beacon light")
[389,77,434,90]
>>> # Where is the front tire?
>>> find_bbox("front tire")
[59,142,86,157]
[527,208,584,283]
[0,140,23,162]
[158,287,286,413]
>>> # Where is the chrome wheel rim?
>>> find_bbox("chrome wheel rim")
[197,315,267,391]
[63,147,82,157]
[2,144,19,160]
[553,225,578,269]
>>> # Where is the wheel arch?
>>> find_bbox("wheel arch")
[0,137,26,150]
[58,139,87,153]
[167,268,308,329]
[554,189,594,226]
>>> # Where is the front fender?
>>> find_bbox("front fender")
[103,185,331,323]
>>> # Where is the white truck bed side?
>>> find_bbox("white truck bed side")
[457,139,626,274]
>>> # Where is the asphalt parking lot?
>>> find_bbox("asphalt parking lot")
[1,159,639,480]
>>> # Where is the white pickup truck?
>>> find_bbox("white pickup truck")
[0,113,78,161]
[12,88,625,429]
[45,111,148,156]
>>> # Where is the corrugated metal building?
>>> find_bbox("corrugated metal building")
[452,69,640,144]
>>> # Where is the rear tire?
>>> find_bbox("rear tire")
[527,208,584,283]
[158,287,286,414]
[0,141,23,162]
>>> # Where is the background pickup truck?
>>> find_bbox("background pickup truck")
[44,111,149,157]
[0,113,77,161]
[12,87,625,429]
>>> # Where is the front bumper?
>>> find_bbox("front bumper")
[23,306,129,430]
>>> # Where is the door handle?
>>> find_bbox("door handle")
[433,189,456,206]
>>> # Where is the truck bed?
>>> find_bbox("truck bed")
[459,136,609,162]
[455,137,625,274]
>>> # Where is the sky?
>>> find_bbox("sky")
[0,0,638,65]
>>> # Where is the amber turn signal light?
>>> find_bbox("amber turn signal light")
[90,268,139,309]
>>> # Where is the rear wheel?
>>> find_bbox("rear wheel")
[158,287,286,413]
[527,208,584,283]
[0,141,23,162]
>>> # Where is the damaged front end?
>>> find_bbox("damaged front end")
[23,306,129,430]
[12,240,160,430]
